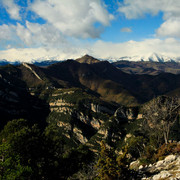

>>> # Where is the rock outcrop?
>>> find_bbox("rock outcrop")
[47,88,142,151]
[91,103,115,115]
[114,106,138,120]
[135,155,180,179]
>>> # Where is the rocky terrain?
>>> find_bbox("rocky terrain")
[130,154,180,179]
[0,55,179,149]
[0,55,179,180]
[113,60,180,75]
[45,88,140,151]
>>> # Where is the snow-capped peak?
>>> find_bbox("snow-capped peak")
[109,53,177,62]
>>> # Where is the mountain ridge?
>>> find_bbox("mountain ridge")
[1,58,179,106]
[1,53,180,65]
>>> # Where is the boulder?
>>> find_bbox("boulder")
[152,171,171,180]
[155,160,164,167]
[164,155,177,163]
[130,160,140,170]
[114,106,138,120]
[138,155,180,179]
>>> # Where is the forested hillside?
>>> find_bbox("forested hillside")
[0,56,179,179]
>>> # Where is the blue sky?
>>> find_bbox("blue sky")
[0,0,180,62]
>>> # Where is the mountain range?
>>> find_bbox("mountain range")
[1,53,180,66]
[108,53,178,62]
[0,54,179,160]
[0,55,179,107]
[0,54,179,179]
[0,55,180,143]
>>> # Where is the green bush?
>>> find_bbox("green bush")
[155,143,179,161]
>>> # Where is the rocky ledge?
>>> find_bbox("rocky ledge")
[139,155,180,180]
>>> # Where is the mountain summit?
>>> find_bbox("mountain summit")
[76,54,100,64]
[111,53,176,62]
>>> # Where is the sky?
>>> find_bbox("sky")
[0,0,180,62]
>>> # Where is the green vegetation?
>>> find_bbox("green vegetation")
[0,93,179,179]
[0,119,94,179]
[0,59,180,179]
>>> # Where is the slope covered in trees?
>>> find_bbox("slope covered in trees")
[0,56,179,179]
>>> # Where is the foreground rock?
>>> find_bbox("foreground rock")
[140,155,180,179]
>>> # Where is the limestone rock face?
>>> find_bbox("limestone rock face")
[90,117,102,130]
[130,160,140,170]
[48,89,141,151]
[114,106,138,120]
[91,103,115,115]
[98,129,108,139]
[49,98,74,113]
[152,171,171,180]
[140,155,180,180]
[73,127,88,144]
[164,155,177,163]
[77,112,90,124]
[57,121,71,131]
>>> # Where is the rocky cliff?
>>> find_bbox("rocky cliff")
[130,154,180,180]
[46,88,141,151]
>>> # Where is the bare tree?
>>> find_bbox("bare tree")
[142,96,180,144]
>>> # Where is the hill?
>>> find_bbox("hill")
[1,58,180,106]
[0,56,179,179]
[76,54,100,64]
[113,61,180,75]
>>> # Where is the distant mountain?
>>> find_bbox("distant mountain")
[0,58,179,149]
[1,53,180,66]
[109,53,178,62]
[0,59,179,106]
[0,59,9,66]
[0,59,62,67]
[113,61,180,75]
[0,59,21,66]
[32,60,63,66]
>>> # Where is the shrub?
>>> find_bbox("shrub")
[172,143,180,154]
[155,143,178,161]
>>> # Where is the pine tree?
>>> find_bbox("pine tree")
[96,141,120,180]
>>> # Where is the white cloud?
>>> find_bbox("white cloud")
[1,38,180,62]
[1,0,180,62]
[90,38,180,59]
[0,24,14,40]
[0,24,21,48]
[0,0,114,50]
[1,0,21,20]
[0,0,114,51]
[0,21,66,48]
[30,0,114,38]
[156,18,180,38]
[0,47,87,62]
[118,0,180,20]
[118,0,180,38]
[120,27,132,32]
[15,21,66,47]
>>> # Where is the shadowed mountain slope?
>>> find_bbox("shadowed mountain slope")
[0,57,180,106]
[0,66,50,129]
[113,61,180,75]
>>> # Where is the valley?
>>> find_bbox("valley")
[0,55,179,179]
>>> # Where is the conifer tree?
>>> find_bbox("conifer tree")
[96,141,120,180]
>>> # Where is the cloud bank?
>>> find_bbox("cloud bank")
[0,0,114,47]
[1,38,180,62]
[30,0,114,38]
[0,0,180,62]
[1,0,21,20]
[118,0,180,38]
